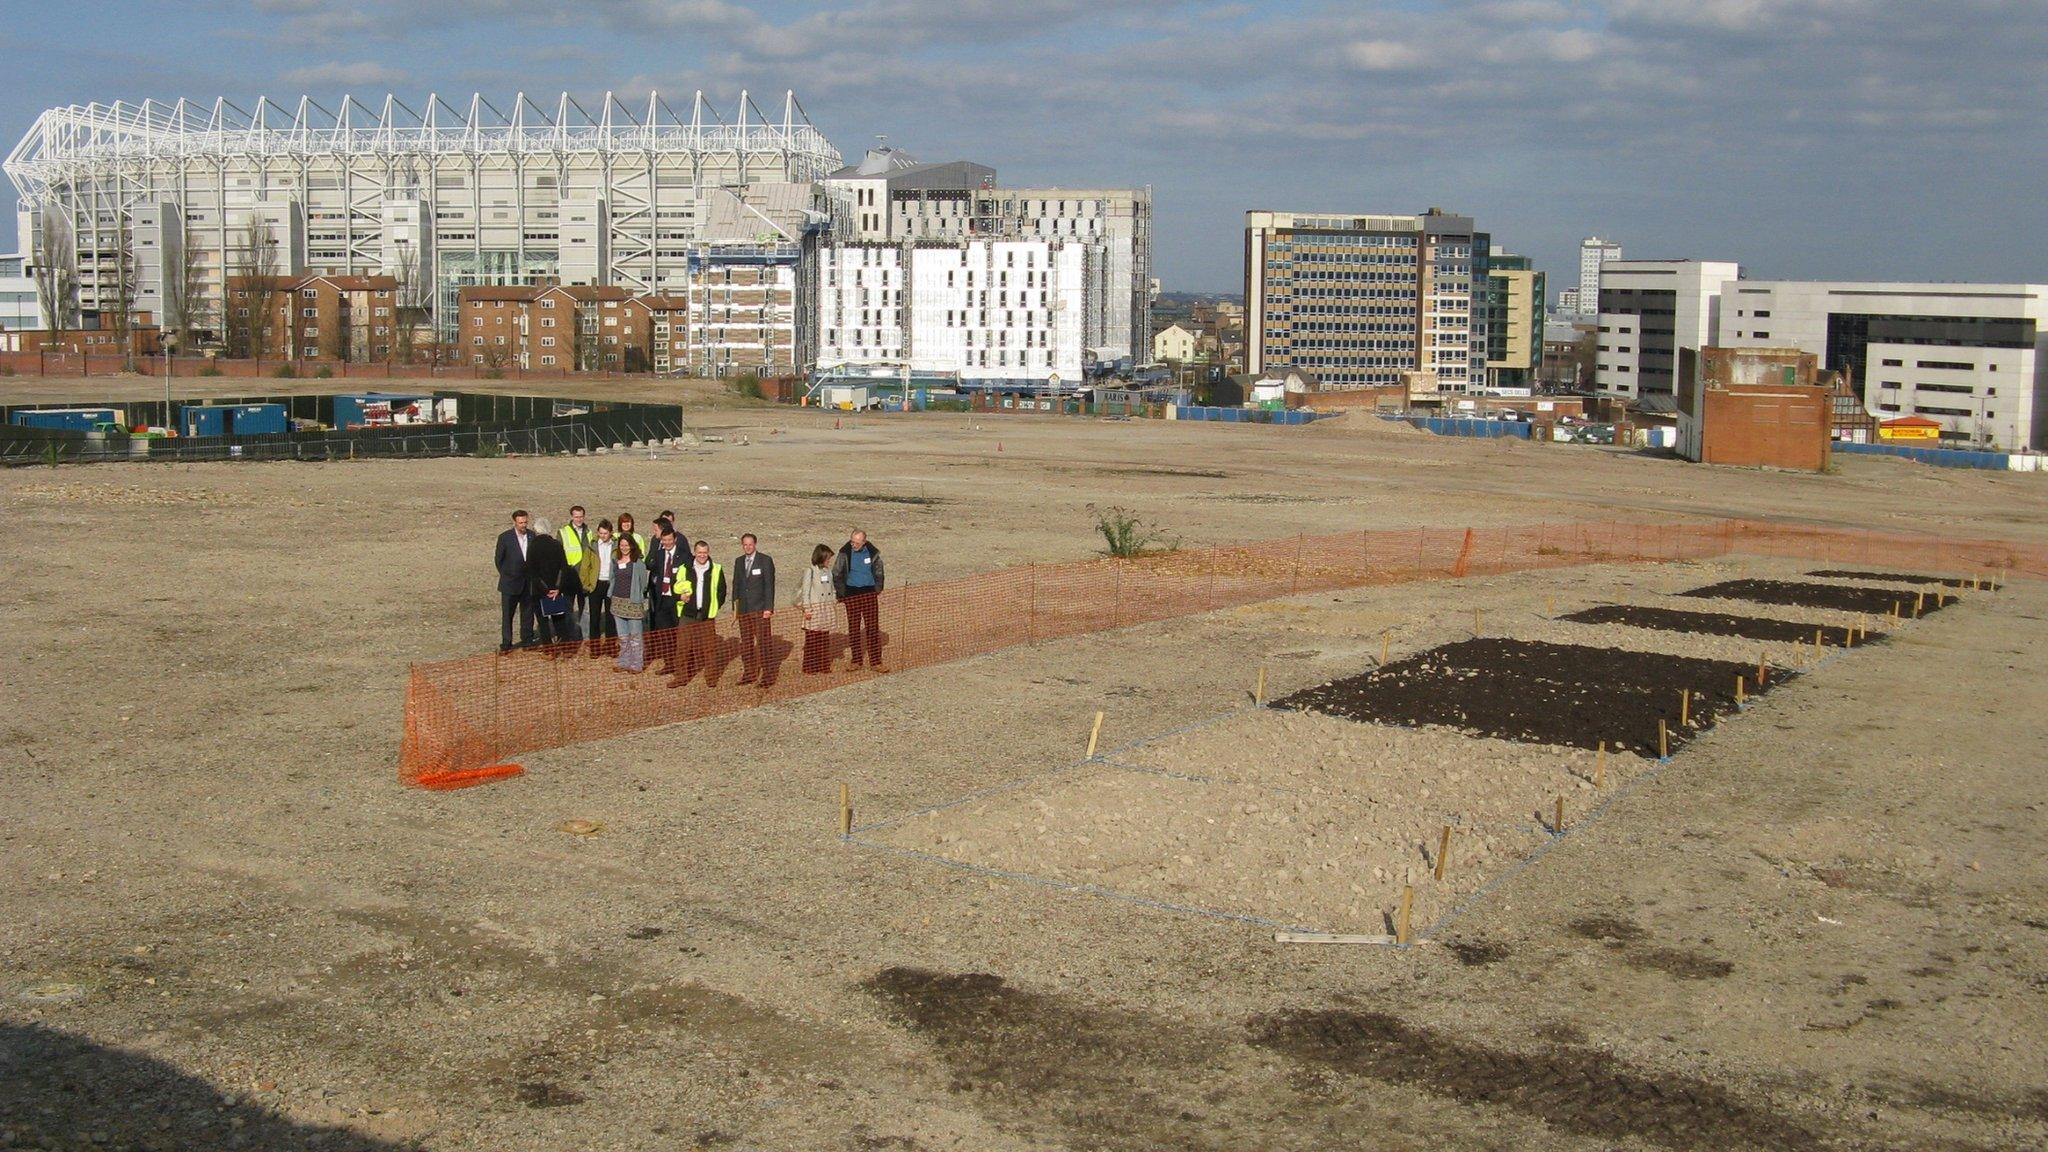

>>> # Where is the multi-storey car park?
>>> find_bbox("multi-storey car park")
[3,91,842,343]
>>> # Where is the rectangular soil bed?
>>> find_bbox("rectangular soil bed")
[1562,604,1883,646]
[1805,569,1964,587]
[1273,638,1783,759]
[1679,578,1956,616]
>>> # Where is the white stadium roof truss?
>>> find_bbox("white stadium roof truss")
[4,90,842,205]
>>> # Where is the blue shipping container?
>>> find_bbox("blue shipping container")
[228,403,288,436]
[11,408,118,432]
[180,406,229,437]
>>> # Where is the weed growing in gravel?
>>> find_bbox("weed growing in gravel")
[1090,504,1177,557]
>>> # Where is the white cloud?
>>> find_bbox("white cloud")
[1341,39,1427,71]
[280,61,409,88]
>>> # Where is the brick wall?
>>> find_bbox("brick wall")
[1699,385,1832,472]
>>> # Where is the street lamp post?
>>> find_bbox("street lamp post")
[162,331,177,430]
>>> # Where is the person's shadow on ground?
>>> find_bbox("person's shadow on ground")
[1,1022,413,1151]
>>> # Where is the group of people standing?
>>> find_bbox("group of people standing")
[492,507,888,683]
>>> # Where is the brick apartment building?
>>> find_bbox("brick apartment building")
[458,286,694,373]
[226,274,402,361]
[640,296,690,374]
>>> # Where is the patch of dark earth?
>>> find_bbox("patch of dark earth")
[1680,578,1959,616]
[1273,638,1785,758]
[1563,604,1885,646]
[1252,1007,1827,1150]
[751,488,946,506]
[1804,569,1971,587]
[863,968,2017,1152]
[863,967,1230,1152]
[1441,938,1511,966]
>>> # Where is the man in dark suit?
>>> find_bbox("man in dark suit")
[646,526,685,671]
[494,509,536,652]
[731,533,777,685]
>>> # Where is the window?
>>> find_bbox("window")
[473,317,483,327]
[540,336,556,347]
[302,308,317,318]
[302,289,317,299]
[541,317,556,328]
[473,336,485,346]
[1753,310,1771,318]
[1881,358,1902,367]
[1917,359,1972,371]
[541,355,556,365]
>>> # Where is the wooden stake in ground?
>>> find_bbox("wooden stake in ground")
[1914,592,1924,618]
[1255,665,1267,707]
[839,783,853,837]
[1659,719,1670,759]
[1545,594,1555,618]
[1434,825,1452,881]
[1815,628,1824,658]
[1554,795,1566,834]
[1594,740,1607,787]
[1679,689,1690,728]
[1474,607,1483,637]
[1736,675,1746,705]
[1758,652,1768,685]
[1396,885,1415,946]
[1086,711,1105,759]
[1381,630,1391,668]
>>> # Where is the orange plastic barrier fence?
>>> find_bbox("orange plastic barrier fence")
[400,518,2044,787]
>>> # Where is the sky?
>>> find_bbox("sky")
[3,0,2042,295]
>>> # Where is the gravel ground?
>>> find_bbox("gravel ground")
[5,395,2047,1151]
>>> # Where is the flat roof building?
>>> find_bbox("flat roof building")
[1245,208,1489,392]
[1715,280,2047,452]
[1595,260,1742,410]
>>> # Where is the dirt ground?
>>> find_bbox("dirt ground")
[5,382,2047,1151]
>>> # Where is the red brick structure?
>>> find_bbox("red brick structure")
[227,274,400,361]
[457,286,688,373]
[1677,347,1831,472]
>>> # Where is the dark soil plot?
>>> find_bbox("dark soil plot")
[1805,569,1958,587]
[1273,639,1778,759]
[1680,578,1956,617]
[1561,604,1885,645]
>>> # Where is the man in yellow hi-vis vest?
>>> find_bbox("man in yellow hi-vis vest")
[561,505,595,643]
[675,539,728,685]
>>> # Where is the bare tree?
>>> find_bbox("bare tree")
[574,303,600,372]
[226,226,285,360]
[104,214,139,373]
[31,207,76,335]
[161,221,212,353]
[388,242,427,366]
